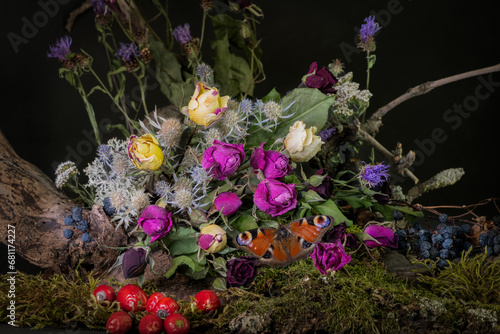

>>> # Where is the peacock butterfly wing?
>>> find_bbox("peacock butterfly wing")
[288,215,334,243]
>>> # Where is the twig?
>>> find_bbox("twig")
[356,128,419,184]
[362,63,500,135]
[66,0,92,32]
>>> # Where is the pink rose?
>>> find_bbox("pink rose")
[311,242,351,274]
[202,140,245,180]
[364,225,399,249]
[250,142,292,179]
[138,205,173,242]
[254,179,297,217]
[214,192,242,216]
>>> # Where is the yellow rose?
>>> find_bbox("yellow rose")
[127,134,164,171]
[284,121,324,162]
[188,81,230,127]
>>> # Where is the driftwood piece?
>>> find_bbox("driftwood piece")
[0,130,127,275]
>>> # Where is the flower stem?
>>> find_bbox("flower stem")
[75,76,101,145]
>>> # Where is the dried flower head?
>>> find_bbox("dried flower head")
[130,189,150,212]
[263,101,283,122]
[140,47,153,64]
[239,98,253,116]
[109,188,128,210]
[154,180,174,200]
[116,42,140,71]
[174,188,194,211]
[204,127,223,146]
[358,162,390,188]
[159,117,183,149]
[97,144,113,166]
[47,36,73,61]
[358,15,381,52]
[201,0,213,11]
[196,63,214,83]
[329,59,344,77]
[55,161,79,189]
[173,176,192,192]
[173,23,192,44]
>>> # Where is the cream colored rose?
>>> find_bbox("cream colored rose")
[284,121,324,162]
[188,81,230,127]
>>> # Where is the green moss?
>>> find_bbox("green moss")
[2,251,499,333]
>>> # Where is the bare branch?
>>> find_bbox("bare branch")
[362,63,500,135]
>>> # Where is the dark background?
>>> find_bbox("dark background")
[1,0,500,217]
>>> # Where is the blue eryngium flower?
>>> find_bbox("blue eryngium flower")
[116,42,139,63]
[47,36,72,60]
[173,23,192,44]
[358,162,390,188]
[359,16,381,43]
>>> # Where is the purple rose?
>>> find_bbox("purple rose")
[202,140,245,180]
[325,222,347,244]
[304,62,338,94]
[309,168,334,199]
[254,179,297,217]
[364,225,399,249]
[226,256,258,287]
[250,142,292,180]
[214,192,242,216]
[122,247,148,279]
[311,242,351,274]
[138,205,173,242]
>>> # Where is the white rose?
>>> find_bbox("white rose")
[284,121,324,162]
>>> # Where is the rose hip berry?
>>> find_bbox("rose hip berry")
[164,313,190,334]
[93,285,116,304]
[106,311,132,334]
[193,290,221,312]
[116,284,148,312]
[154,296,179,319]
[146,292,165,314]
[139,314,164,334]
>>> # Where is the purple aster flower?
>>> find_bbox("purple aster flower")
[116,42,140,63]
[173,23,192,44]
[92,0,110,15]
[359,16,381,43]
[319,127,336,142]
[47,36,73,60]
[358,162,390,188]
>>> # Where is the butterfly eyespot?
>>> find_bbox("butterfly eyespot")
[313,215,331,228]
[262,250,272,259]
[236,232,253,246]
[302,240,312,249]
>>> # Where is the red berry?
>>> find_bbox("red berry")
[106,311,132,334]
[154,297,179,319]
[164,313,190,334]
[116,284,148,312]
[193,290,220,313]
[146,292,165,314]
[93,285,116,304]
[138,314,164,334]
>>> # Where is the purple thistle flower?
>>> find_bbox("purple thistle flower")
[359,16,381,43]
[116,42,140,62]
[92,0,110,15]
[319,127,336,142]
[173,23,192,44]
[47,36,73,60]
[358,162,390,188]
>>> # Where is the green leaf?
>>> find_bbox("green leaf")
[367,54,377,70]
[211,34,253,97]
[246,88,336,148]
[164,255,206,279]
[163,227,199,256]
[231,215,258,233]
[303,190,325,203]
[372,203,423,222]
[339,195,373,209]
[149,40,194,108]
[212,277,227,291]
[312,199,352,226]
[262,88,281,103]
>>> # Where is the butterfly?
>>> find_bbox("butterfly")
[233,215,334,267]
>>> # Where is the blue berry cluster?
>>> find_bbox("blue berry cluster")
[103,197,115,216]
[396,213,474,269]
[62,206,93,243]
[479,217,500,256]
